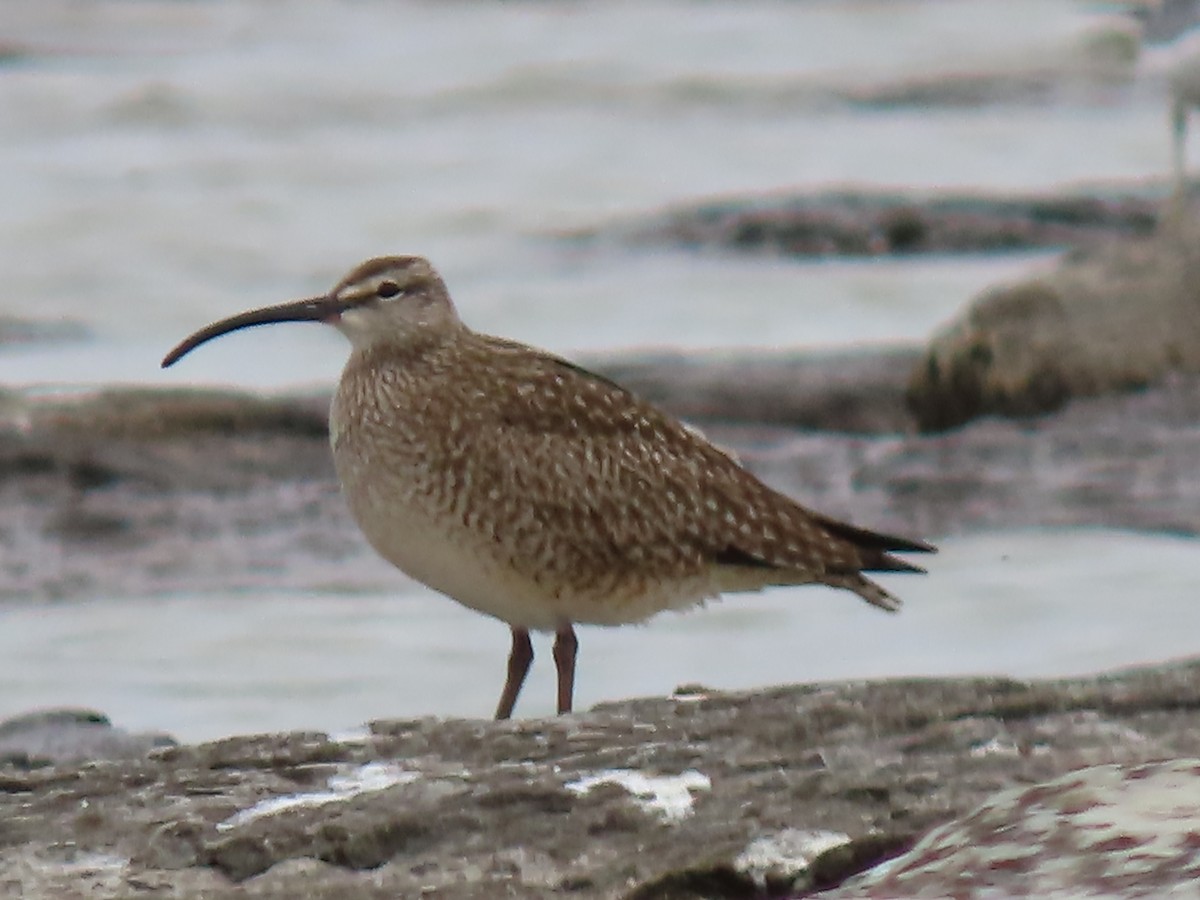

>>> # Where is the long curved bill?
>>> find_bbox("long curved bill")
[161,295,345,368]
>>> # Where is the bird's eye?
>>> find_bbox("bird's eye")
[376,280,401,299]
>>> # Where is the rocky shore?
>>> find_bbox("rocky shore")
[3,660,1200,898]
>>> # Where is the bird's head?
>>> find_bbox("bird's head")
[161,255,461,367]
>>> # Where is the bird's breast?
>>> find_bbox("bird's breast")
[325,352,730,628]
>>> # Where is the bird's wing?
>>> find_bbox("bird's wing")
[467,338,930,582]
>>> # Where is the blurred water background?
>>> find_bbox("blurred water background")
[2,0,1197,742]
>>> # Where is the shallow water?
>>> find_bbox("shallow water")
[0,253,1043,391]
[1,530,1196,743]
[0,0,1177,385]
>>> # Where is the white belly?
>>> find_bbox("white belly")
[341,470,568,630]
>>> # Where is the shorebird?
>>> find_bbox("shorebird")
[162,256,934,719]
[1165,25,1200,196]
[1137,0,1200,197]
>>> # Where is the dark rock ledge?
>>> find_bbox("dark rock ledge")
[2,365,1199,600]
[2,659,1200,898]
[564,188,1161,257]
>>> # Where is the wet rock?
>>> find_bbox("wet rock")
[0,315,89,346]
[2,660,1200,897]
[567,189,1160,257]
[0,389,348,599]
[0,388,332,492]
[0,42,31,65]
[907,216,1200,430]
[750,372,1200,539]
[824,758,1200,899]
[2,371,1200,600]
[835,65,1116,109]
[0,708,175,768]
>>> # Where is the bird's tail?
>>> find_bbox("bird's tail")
[810,512,936,575]
[824,573,903,613]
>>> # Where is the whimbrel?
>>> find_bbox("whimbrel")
[162,256,935,719]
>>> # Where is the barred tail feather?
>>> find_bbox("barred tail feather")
[824,573,903,613]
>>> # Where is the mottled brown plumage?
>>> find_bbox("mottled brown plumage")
[163,255,934,719]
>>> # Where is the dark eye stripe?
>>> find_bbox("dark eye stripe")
[376,281,401,299]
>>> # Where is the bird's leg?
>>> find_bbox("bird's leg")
[552,624,578,715]
[1173,99,1189,218]
[494,627,533,720]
